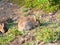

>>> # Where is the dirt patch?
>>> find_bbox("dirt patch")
[0,0,20,23]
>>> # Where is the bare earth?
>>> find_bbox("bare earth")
[0,0,20,23]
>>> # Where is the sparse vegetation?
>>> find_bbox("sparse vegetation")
[36,27,60,43]
[0,0,60,45]
[0,22,23,45]
[9,0,60,13]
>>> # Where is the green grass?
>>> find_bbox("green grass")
[0,18,60,45]
[24,41,34,45]
[0,1,60,44]
[0,22,23,45]
[9,0,60,13]
[22,21,60,44]
[35,27,60,43]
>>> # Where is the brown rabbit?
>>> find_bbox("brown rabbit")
[0,23,5,33]
[18,16,39,31]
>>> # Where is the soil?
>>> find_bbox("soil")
[0,0,20,23]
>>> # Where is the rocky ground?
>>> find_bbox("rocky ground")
[0,0,20,23]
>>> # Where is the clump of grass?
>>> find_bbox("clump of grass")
[0,33,15,45]
[24,41,34,45]
[0,22,23,45]
[36,27,60,43]
[9,0,60,13]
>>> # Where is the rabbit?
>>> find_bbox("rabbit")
[18,16,39,31]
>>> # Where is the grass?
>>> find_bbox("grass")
[0,22,23,45]
[0,17,60,45]
[24,41,34,45]
[0,0,60,44]
[9,0,60,13]
[35,27,60,43]
[20,22,60,44]
[0,10,60,45]
[3,15,60,45]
